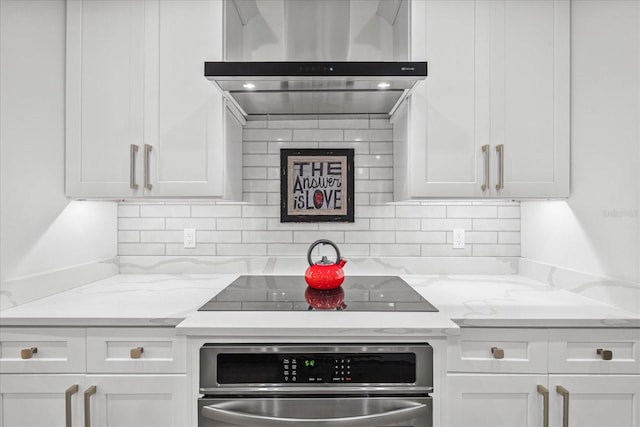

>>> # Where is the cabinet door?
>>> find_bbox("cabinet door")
[549,375,640,427]
[144,0,226,197]
[0,375,84,427]
[400,0,490,199]
[66,0,145,197]
[85,375,187,427]
[490,0,570,198]
[446,374,548,427]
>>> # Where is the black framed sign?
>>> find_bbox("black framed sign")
[280,148,354,223]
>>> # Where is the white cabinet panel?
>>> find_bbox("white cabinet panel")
[0,328,85,373]
[398,0,569,199]
[0,375,85,427]
[66,0,145,197]
[85,375,187,427]
[87,328,186,374]
[549,375,640,427]
[446,374,547,427]
[66,0,240,199]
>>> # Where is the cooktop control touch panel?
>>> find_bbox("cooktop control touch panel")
[216,352,416,384]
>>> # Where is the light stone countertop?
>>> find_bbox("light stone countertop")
[0,274,638,335]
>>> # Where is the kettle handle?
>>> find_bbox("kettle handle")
[307,239,341,266]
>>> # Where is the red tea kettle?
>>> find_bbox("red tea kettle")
[304,239,347,290]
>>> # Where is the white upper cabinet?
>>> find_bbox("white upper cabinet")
[395,0,569,199]
[66,0,241,199]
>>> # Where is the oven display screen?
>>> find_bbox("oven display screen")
[217,353,416,384]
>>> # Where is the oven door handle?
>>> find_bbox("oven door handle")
[201,399,429,426]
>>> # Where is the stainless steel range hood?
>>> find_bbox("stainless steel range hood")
[205,61,427,116]
[210,0,425,117]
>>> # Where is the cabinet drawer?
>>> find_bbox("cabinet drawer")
[87,328,186,373]
[548,329,640,374]
[447,328,548,373]
[0,328,86,373]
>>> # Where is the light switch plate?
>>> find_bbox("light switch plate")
[184,228,196,248]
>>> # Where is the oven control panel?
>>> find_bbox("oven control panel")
[215,352,416,384]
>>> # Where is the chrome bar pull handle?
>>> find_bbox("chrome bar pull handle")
[557,385,570,427]
[84,385,97,427]
[495,144,504,190]
[65,384,79,427]
[144,144,152,191]
[537,385,549,427]
[481,144,490,191]
[129,144,139,190]
[597,348,613,360]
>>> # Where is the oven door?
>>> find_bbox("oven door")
[198,396,432,427]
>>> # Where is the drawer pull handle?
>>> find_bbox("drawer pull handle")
[495,144,505,190]
[84,385,97,427]
[130,347,144,359]
[491,347,504,359]
[537,385,549,427]
[556,385,570,427]
[20,347,38,359]
[143,144,152,191]
[65,384,79,427]
[596,348,613,360]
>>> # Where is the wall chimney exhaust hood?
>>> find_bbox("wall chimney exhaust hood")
[204,61,427,116]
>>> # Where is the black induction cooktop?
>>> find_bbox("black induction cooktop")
[198,276,438,312]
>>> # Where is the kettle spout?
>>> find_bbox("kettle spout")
[338,259,347,268]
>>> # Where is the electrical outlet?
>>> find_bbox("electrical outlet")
[184,228,196,249]
[453,229,465,249]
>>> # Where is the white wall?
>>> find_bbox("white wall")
[522,1,640,285]
[0,1,116,285]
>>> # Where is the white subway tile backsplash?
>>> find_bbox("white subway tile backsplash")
[421,245,473,257]
[118,243,164,256]
[396,205,447,218]
[198,230,242,243]
[243,193,268,204]
[218,218,268,230]
[422,219,472,231]
[396,231,447,244]
[243,128,292,141]
[319,119,369,129]
[344,129,392,142]
[117,117,521,258]
[243,230,292,243]
[369,218,421,231]
[345,231,395,244]
[243,141,268,154]
[118,230,139,243]
[165,218,216,230]
[140,230,182,243]
[293,129,343,141]
[192,205,242,217]
[119,218,165,230]
[473,218,521,231]
[447,205,497,218]
[293,231,344,244]
[370,244,420,257]
[118,205,139,218]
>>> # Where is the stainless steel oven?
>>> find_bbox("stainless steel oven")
[198,343,433,427]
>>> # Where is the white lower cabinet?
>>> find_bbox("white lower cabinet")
[445,328,640,427]
[0,327,188,427]
[84,375,186,427]
[447,374,547,427]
